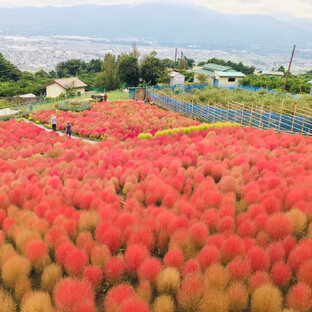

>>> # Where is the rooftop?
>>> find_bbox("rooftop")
[203,63,233,72]
[44,77,87,89]
[193,68,215,77]
[215,71,245,78]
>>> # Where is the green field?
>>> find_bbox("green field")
[159,86,312,115]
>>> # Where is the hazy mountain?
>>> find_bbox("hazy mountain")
[288,18,312,35]
[0,2,311,49]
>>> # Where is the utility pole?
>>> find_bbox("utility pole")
[284,45,296,90]
[174,48,178,70]
[181,51,186,70]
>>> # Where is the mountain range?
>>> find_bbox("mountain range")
[0,2,311,50]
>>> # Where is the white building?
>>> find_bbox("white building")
[193,64,245,86]
[170,71,185,86]
[44,77,87,98]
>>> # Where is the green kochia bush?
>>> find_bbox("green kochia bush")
[57,101,91,112]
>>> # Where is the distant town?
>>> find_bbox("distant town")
[1,35,312,73]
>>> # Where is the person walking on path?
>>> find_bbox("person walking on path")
[51,115,56,131]
[66,121,72,137]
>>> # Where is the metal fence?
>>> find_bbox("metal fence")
[147,90,312,136]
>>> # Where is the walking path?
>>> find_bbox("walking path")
[22,119,97,144]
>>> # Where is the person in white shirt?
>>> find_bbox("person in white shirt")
[51,115,56,131]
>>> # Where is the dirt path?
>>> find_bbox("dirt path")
[22,119,97,144]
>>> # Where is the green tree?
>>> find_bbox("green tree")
[197,73,207,84]
[158,69,171,84]
[278,66,286,74]
[141,51,165,86]
[35,70,49,79]
[162,58,175,69]
[94,53,119,91]
[197,61,206,67]
[86,59,103,73]
[0,53,22,81]
[117,54,140,87]
[48,70,57,79]
[207,58,255,75]
[56,59,85,77]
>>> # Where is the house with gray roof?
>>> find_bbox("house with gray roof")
[193,63,245,86]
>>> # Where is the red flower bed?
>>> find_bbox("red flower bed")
[31,100,199,140]
[2,119,312,311]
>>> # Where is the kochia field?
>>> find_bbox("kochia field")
[1,101,312,312]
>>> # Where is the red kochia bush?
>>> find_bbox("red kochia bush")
[201,209,219,230]
[248,271,270,292]
[297,260,312,287]
[105,257,125,282]
[138,257,162,283]
[83,265,103,289]
[197,245,221,271]
[288,245,312,272]
[271,261,291,287]
[2,217,16,233]
[163,248,184,269]
[227,257,251,281]
[55,241,76,265]
[26,241,47,261]
[286,282,312,312]
[266,213,293,241]
[182,259,201,277]
[177,273,205,311]
[124,244,149,274]
[96,226,122,253]
[217,216,235,233]
[119,297,150,312]
[127,226,155,251]
[104,284,134,312]
[266,242,286,264]
[64,249,88,275]
[247,247,270,272]
[0,209,6,226]
[53,278,95,312]
[189,222,209,247]
[221,236,245,263]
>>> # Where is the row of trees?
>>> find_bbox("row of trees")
[1,50,311,97]
[94,52,163,90]
[0,57,104,97]
[0,49,194,96]
[241,74,311,94]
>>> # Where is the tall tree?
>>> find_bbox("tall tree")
[140,51,165,86]
[0,53,22,81]
[117,54,140,87]
[56,59,85,77]
[94,53,119,91]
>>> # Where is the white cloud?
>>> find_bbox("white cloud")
[192,0,312,19]
[0,0,144,7]
[0,0,311,19]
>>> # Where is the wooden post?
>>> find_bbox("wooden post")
[291,105,297,133]
[268,104,272,130]
[278,103,283,133]
[241,103,244,125]
[301,114,306,136]
[249,104,253,127]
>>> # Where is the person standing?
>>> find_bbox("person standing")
[66,121,72,137]
[51,115,56,131]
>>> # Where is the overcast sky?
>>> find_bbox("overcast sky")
[0,0,311,19]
